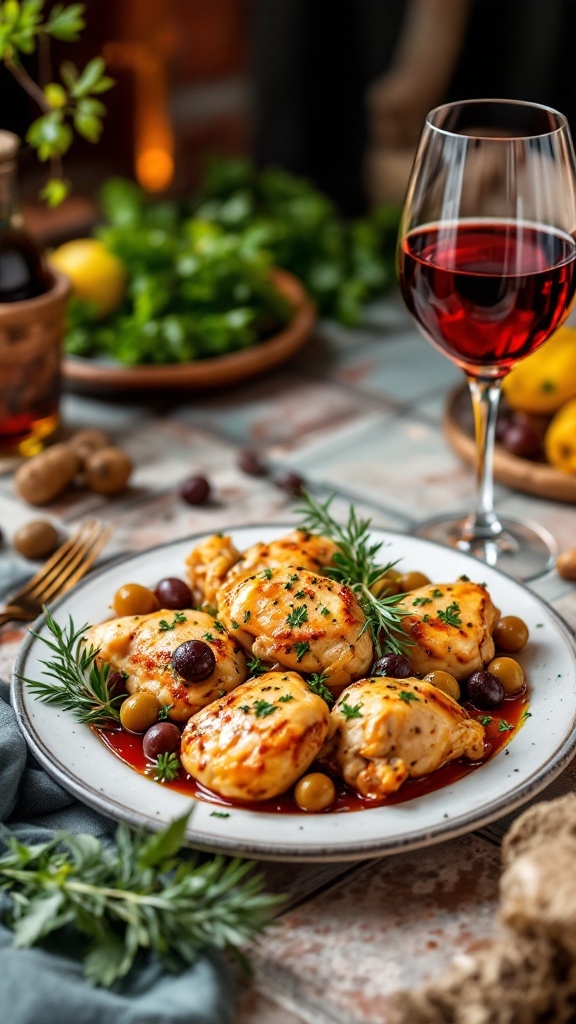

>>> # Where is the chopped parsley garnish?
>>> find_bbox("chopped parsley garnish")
[479,715,492,726]
[158,612,187,631]
[340,701,363,719]
[412,596,432,607]
[213,620,226,633]
[431,588,444,598]
[398,690,419,703]
[210,811,230,818]
[498,719,514,733]
[243,610,251,623]
[146,752,180,783]
[157,704,173,721]
[278,694,294,703]
[307,674,334,706]
[294,590,306,599]
[459,574,470,582]
[422,614,430,623]
[294,640,310,662]
[289,573,299,582]
[203,632,215,642]
[318,603,330,617]
[286,605,308,628]
[262,568,273,580]
[240,705,250,714]
[231,620,240,630]
[247,655,267,676]
[521,709,532,721]
[253,699,277,718]
[437,602,462,628]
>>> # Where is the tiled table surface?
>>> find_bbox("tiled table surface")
[1,293,575,1024]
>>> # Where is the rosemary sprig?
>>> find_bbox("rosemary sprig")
[296,491,411,657]
[0,814,282,987]
[20,608,122,729]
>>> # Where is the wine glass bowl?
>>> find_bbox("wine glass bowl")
[397,99,576,580]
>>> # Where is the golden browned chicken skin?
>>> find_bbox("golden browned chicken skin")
[86,609,247,722]
[322,676,486,798]
[186,529,337,606]
[180,670,330,801]
[400,581,499,681]
[218,566,374,690]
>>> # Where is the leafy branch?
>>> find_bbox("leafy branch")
[296,491,412,657]
[0,1,113,204]
[20,607,122,728]
[0,813,282,986]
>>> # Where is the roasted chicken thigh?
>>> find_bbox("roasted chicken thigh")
[218,566,374,689]
[180,670,330,801]
[322,676,486,798]
[86,609,247,722]
[400,580,499,681]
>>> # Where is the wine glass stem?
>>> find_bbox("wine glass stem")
[464,376,503,541]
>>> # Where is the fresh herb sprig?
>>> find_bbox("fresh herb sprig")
[296,491,411,657]
[0,814,281,987]
[20,608,121,728]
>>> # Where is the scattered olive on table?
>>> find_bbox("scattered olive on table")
[67,428,109,466]
[486,656,525,696]
[424,670,461,701]
[142,721,181,760]
[154,577,192,609]
[294,772,336,812]
[13,519,59,559]
[275,471,306,497]
[237,448,267,476]
[84,446,133,496]
[493,615,529,653]
[172,640,216,682]
[179,475,211,506]
[467,669,505,710]
[372,653,412,678]
[120,692,162,733]
[113,583,160,617]
[556,548,576,581]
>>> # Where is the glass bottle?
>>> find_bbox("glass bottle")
[0,130,68,457]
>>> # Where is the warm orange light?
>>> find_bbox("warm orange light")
[136,147,174,191]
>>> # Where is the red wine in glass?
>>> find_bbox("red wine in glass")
[399,220,576,376]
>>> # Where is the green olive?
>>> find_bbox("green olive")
[398,570,431,591]
[113,583,159,617]
[423,670,461,701]
[294,772,336,812]
[487,656,525,695]
[120,692,162,733]
[371,570,401,598]
[493,616,529,653]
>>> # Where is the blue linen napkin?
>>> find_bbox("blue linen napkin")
[0,678,235,1024]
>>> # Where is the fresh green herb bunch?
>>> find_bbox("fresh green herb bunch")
[20,608,121,728]
[0,1,113,205]
[0,814,281,987]
[296,491,411,657]
[192,157,401,326]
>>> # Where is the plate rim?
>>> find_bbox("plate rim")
[12,524,576,862]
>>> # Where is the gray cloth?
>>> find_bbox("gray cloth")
[0,679,235,1024]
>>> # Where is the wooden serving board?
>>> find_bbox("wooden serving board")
[444,384,576,503]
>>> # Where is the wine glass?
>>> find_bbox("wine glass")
[397,99,576,581]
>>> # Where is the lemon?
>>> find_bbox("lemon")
[50,238,127,318]
[545,397,576,473]
[502,325,576,415]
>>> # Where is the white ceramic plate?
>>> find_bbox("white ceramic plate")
[12,526,576,862]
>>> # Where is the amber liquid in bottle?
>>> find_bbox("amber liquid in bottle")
[0,131,58,456]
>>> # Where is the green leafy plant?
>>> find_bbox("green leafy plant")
[0,0,113,204]
[0,813,282,986]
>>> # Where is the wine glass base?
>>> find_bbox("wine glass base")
[412,514,557,582]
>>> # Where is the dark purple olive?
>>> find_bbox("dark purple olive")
[275,471,306,497]
[107,671,128,699]
[179,475,211,506]
[502,421,542,460]
[143,721,181,760]
[237,448,267,476]
[154,576,192,609]
[172,639,216,682]
[372,654,412,678]
[467,670,505,709]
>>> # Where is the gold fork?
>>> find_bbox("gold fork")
[0,517,113,628]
